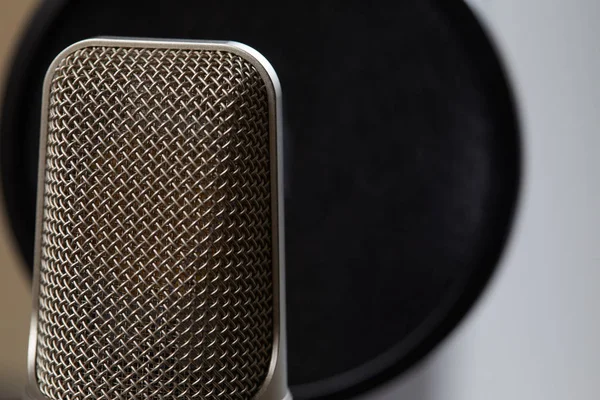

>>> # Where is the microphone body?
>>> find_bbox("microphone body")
[26,38,290,400]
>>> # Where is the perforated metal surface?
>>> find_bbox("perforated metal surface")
[35,45,273,400]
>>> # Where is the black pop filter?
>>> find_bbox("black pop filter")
[0,1,519,399]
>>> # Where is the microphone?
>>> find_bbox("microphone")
[25,38,290,400]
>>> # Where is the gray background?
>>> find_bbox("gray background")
[0,1,598,399]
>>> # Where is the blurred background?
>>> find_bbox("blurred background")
[0,1,37,398]
[0,1,598,400]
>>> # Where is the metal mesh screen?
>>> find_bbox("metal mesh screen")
[35,45,274,400]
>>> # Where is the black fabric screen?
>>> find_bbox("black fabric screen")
[0,1,519,398]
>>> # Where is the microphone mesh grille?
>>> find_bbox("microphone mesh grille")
[35,45,274,400]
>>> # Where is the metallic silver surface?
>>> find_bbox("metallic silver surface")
[26,38,289,400]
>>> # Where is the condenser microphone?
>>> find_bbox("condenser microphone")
[25,38,289,400]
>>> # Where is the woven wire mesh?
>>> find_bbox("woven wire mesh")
[35,45,274,400]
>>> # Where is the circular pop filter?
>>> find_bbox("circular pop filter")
[1,1,519,399]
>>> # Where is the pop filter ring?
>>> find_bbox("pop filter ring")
[0,1,520,399]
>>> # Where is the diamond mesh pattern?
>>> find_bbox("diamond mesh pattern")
[36,46,273,400]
